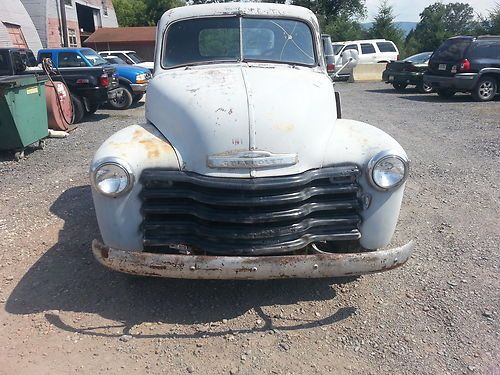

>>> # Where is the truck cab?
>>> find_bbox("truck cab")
[90,3,414,279]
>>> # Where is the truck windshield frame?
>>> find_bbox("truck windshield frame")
[162,16,317,69]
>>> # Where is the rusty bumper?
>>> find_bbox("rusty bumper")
[92,240,414,280]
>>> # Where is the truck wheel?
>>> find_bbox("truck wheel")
[71,94,85,124]
[392,83,407,91]
[471,76,497,102]
[132,93,144,103]
[437,89,455,98]
[417,82,433,93]
[108,85,133,110]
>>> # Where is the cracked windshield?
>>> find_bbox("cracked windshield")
[163,17,315,67]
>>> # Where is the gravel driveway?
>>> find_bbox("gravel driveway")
[0,83,498,375]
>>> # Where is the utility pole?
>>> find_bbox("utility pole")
[59,0,69,47]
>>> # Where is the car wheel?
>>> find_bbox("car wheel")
[132,93,144,103]
[471,76,497,102]
[86,101,99,115]
[392,83,408,91]
[417,82,433,93]
[71,94,85,124]
[108,85,133,110]
[437,89,455,98]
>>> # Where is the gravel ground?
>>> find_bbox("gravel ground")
[0,83,498,375]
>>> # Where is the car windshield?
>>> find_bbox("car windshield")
[332,44,343,55]
[127,52,145,63]
[432,39,471,61]
[404,52,432,64]
[163,17,316,68]
[82,49,108,66]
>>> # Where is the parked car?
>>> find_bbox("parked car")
[98,50,154,72]
[101,55,152,108]
[332,39,398,73]
[424,35,500,101]
[39,48,150,110]
[24,48,119,124]
[382,51,434,93]
[90,3,414,280]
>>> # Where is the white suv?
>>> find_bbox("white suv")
[332,39,399,68]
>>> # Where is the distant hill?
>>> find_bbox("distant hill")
[361,22,418,36]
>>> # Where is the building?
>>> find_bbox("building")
[84,26,156,61]
[0,0,43,53]
[20,0,118,49]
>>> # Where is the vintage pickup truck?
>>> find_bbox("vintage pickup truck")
[90,3,414,279]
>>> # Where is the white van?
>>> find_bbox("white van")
[332,39,399,68]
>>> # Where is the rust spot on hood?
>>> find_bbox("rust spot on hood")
[111,126,175,160]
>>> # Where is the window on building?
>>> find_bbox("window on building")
[102,0,108,16]
[3,23,28,48]
[68,29,78,47]
[361,43,376,54]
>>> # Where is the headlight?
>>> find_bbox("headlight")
[367,151,409,191]
[136,73,147,84]
[91,159,134,197]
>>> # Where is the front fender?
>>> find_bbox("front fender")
[323,119,408,250]
[91,123,180,250]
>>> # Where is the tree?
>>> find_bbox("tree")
[408,2,476,52]
[368,1,404,50]
[292,0,366,25]
[473,3,500,35]
[112,0,185,27]
[324,15,364,41]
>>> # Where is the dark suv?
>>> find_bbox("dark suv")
[424,35,500,101]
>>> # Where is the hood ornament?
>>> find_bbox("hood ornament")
[208,150,298,169]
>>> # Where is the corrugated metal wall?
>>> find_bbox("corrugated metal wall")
[0,0,43,53]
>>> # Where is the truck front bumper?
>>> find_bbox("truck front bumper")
[130,83,148,93]
[92,239,414,280]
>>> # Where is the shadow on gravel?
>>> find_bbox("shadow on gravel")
[6,185,356,339]
[401,94,500,103]
[364,88,422,94]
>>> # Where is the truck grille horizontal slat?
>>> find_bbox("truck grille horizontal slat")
[140,166,363,255]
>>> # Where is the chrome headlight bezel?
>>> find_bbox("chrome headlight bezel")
[90,157,134,197]
[367,150,410,191]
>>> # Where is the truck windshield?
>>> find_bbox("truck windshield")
[82,49,108,66]
[163,17,316,68]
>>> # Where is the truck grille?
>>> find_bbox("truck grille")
[139,166,363,256]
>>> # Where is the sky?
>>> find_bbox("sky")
[364,0,498,22]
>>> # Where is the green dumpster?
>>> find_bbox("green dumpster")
[0,74,48,155]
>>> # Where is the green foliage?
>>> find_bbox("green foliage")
[473,3,500,35]
[405,2,476,54]
[292,0,366,24]
[367,1,404,50]
[112,0,185,27]
[324,15,364,41]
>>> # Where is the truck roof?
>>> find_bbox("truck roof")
[38,47,95,53]
[158,3,318,30]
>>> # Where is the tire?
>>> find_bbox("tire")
[417,82,434,94]
[392,82,408,91]
[437,89,455,98]
[471,76,497,102]
[71,94,85,124]
[86,101,99,115]
[132,93,144,103]
[108,84,133,110]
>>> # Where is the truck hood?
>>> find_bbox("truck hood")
[145,64,336,177]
